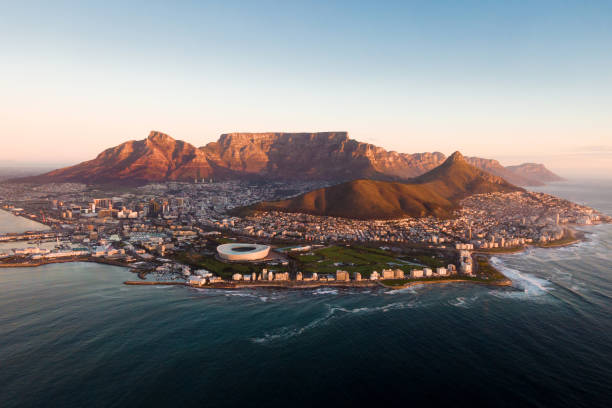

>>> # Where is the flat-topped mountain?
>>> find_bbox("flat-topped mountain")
[16,131,562,185]
[237,151,523,220]
[205,132,447,180]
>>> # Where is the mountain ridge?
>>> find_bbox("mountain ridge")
[14,130,562,185]
[235,151,523,220]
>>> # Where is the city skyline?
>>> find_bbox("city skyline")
[1,1,611,177]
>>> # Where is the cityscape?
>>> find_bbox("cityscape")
[0,175,607,290]
[1,1,611,408]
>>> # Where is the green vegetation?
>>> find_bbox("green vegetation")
[400,253,447,269]
[380,279,409,286]
[173,251,263,280]
[288,253,321,263]
[293,245,415,278]
[475,256,506,280]
[381,276,455,286]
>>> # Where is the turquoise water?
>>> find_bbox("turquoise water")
[1,181,611,407]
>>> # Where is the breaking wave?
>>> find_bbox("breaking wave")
[252,301,419,344]
[489,257,553,300]
[448,295,480,308]
[310,288,339,295]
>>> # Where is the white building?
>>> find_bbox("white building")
[411,269,424,279]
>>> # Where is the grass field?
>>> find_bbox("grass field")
[292,245,417,278]
[397,252,449,268]
[172,243,467,282]
[476,246,526,254]
[475,256,506,280]
[173,251,264,280]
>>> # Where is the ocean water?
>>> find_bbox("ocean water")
[0,209,50,234]
[1,181,611,408]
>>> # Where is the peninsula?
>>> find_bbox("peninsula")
[0,131,608,293]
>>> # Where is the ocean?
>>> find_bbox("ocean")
[1,181,611,408]
[0,209,50,234]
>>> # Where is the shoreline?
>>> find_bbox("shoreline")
[0,257,132,269]
[123,279,512,290]
[379,277,513,290]
[124,280,379,289]
[474,228,586,255]
[4,225,606,292]
[0,208,52,235]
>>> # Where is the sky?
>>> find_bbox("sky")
[1,0,611,177]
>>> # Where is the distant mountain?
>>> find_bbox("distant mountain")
[506,163,565,183]
[464,156,535,186]
[236,152,523,220]
[0,166,57,182]
[14,131,562,185]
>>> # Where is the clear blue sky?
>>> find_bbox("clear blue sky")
[1,0,611,176]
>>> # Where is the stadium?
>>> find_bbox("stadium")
[216,243,271,261]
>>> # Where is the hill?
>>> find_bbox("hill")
[14,131,562,185]
[506,163,565,183]
[19,131,214,184]
[237,152,523,220]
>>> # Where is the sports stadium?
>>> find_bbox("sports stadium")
[216,243,271,261]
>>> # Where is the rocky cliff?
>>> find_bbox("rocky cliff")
[17,130,563,185]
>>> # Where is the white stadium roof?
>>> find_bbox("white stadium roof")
[216,243,271,261]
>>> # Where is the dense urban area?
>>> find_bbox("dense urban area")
[0,180,608,289]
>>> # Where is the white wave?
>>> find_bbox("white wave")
[489,258,553,300]
[449,297,467,308]
[251,308,336,344]
[251,301,419,344]
[225,291,257,297]
[385,286,419,295]
[331,302,418,314]
[310,288,338,295]
[448,295,480,308]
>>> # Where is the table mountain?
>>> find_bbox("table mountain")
[16,130,562,185]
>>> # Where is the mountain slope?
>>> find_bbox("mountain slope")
[465,156,535,186]
[200,132,446,180]
[239,151,523,220]
[20,131,214,183]
[506,163,565,183]
[16,131,562,185]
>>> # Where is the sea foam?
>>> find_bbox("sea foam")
[251,301,420,344]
